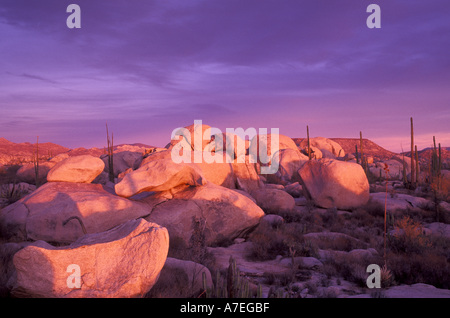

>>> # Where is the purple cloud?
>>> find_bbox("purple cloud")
[0,0,449,151]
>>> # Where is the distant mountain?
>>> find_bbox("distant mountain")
[417,146,450,152]
[292,137,398,161]
[0,138,155,166]
[402,147,450,170]
[115,143,155,148]
[292,137,450,169]
[2,136,447,170]
[0,137,14,145]
[0,138,70,165]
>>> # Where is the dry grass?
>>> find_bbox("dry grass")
[386,251,450,289]
[145,266,193,298]
[248,221,319,261]
[384,214,450,288]
[308,234,368,252]
[388,216,431,254]
[255,195,449,292]
[321,252,382,288]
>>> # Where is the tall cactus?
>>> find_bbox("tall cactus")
[33,136,40,188]
[430,136,443,221]
[256,284,263,298]
[431,136,441,180]
[359,131,368,175]
[202,256,261,298]
[415,145,419,185]
[360,131,364,166]
[106,122,114,183]
[410,117,415,188]
[307,125,311,160]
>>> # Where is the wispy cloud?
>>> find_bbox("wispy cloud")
[7,72,58,84]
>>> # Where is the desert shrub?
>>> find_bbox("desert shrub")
[0,165,21,184]
[248,222,288,261]
[387,251,450,289]
[321,262,338,279]
[380,264,394,288]
[167,219,215,272]
[0,182,28,205]
[304,281,318,295]
[145,266,192,298]
[167,236,189,259]
[308,233,367,252]
[277,209,323,233]
[388,216,431,254]
[351,207,378,227]
[321,208,347,232]
[248,221,319,261]
[385,214,450,288]
[322,252,382,288]
[430,174,450,202]
[360,199,385,218]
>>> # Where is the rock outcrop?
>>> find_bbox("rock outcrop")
[298,158,370,210]
[10,218,169,298]
[250,188,295,214]
[16,162,55,184]
[0,182,150,244]
[101,151,143,178]
[143,182,265,246]
[114,159,206,198]
[47,155,104,183]
[299,137,345,159]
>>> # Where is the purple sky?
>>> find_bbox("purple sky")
[1,0,449,153]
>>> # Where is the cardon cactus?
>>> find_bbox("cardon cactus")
[202,256,261,298]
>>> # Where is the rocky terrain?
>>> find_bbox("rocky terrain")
[0,125,449,298]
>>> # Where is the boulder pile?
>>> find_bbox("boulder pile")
[0,124,382,297]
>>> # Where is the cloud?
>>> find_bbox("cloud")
[12,72,58,84]
[0,0,449,150]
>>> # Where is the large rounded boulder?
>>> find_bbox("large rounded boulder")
[10,218,169,298]
[143,182,265,246]
[114,159,206,198]
[298,158,370,210]
[299,137,345,159]
[47,155,105,183]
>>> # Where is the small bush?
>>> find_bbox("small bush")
[388,216,431,254]
[248,221,319,261]
[145,266,191,298]
[360,200,385,218]
[387,252,450,289]
[322,252,381,288]
[0,183,28,205]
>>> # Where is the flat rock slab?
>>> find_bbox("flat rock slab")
[424,222,450,238]
[208,242,293,276]
[369,192,432,212]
